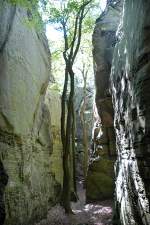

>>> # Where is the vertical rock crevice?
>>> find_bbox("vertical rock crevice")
[87,0,122,202]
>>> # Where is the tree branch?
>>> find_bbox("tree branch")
[71,0,92,64]
[61,18,69,61]
[69,10,80,59]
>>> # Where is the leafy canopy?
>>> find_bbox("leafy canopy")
[44,0,100,88]
[43,0,98,56]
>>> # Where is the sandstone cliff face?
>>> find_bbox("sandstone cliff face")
[0,2,62,225]
[75,85,93,179]
[111,0,150,224]
[86,1,122,201]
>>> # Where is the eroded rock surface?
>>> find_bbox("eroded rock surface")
[111,0,150,224]
[86,1,122,202]
[0,2,63,225]
[75,86,94,179]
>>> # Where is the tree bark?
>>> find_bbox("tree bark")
[61,67,75,213]
[71,102,77,198]
[60,0,92,213]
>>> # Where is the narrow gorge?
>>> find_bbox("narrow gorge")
[0,0,150,225]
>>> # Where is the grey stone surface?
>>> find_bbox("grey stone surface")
[75,86,94,179]
[86,0,122,201]
[0,2,63,225]
[111,0,150,224]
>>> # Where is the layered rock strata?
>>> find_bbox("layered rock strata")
[86,1,122,201]
[111,0,150,224]
[75,86,94,179]
[0,2,63,225]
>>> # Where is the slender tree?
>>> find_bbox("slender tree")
[61,1,93,213]
[46,0,92,213]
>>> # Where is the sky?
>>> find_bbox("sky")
[46,0,107,41]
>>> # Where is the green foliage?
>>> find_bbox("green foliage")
[44,0,96,47]
[47,7,62,24]
[7,0,38,7]
[49,83,61,92]
[44,0,100,88]
[46,0,85,22]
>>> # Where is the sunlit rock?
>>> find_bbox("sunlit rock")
[111,0,150,224]
[0,2,62,225]
[86,0,122,202]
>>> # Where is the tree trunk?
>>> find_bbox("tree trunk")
[61,68,68,148]
[71,102,78,200]
[60,0,92,212]
[61,67,75,213]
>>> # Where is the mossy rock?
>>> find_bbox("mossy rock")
[86,159,115,201]
[89,158,114,175]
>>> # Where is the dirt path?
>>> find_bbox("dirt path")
[69,180,113,225]
[35,180,113,225]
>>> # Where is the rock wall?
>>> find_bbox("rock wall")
[86,1,122,202]
[0,2,63,225]
[75,86,94,179]
[110,0,150,224]
[46,85,63,187]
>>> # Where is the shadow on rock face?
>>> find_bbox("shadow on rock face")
[0,160,8,225]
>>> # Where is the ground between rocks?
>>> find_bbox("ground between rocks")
[35,180,113,225]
